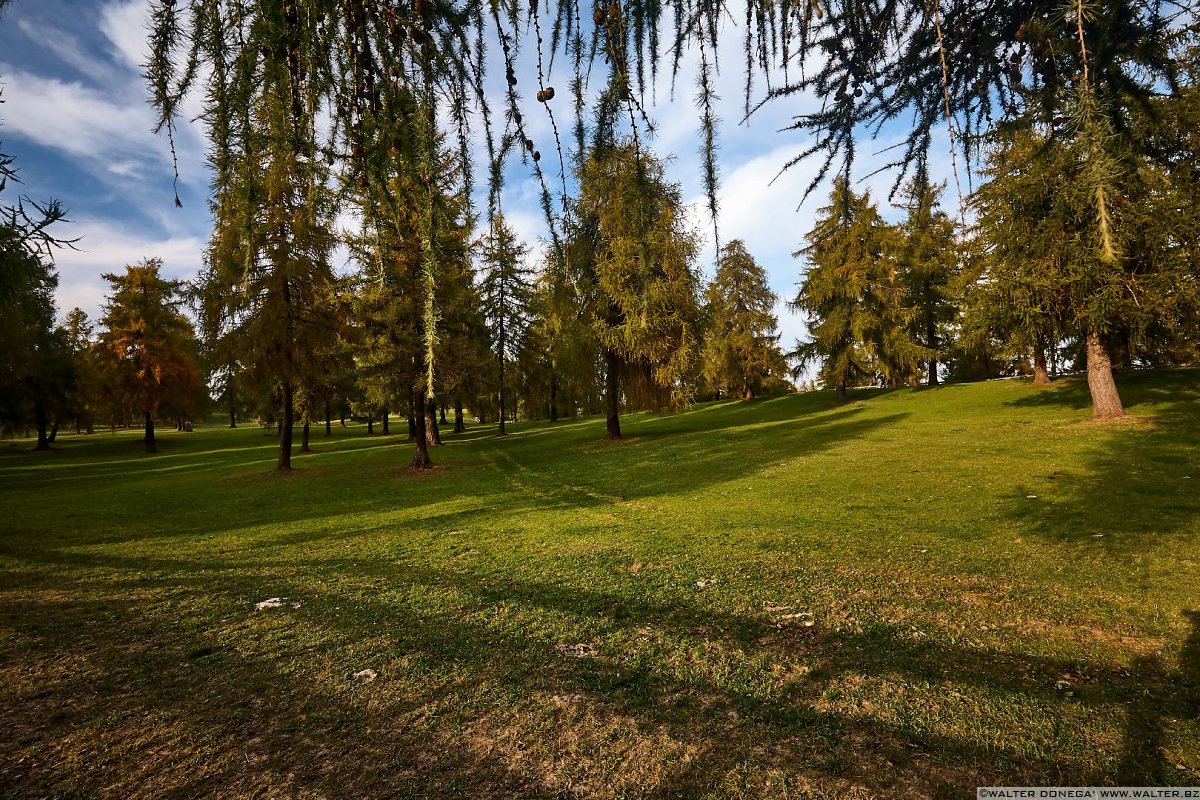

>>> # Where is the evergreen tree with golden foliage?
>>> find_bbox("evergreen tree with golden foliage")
[98,259,201,454]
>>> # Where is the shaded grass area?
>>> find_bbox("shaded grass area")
[1,369,1198,798]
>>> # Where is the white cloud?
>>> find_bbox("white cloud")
[16,18,119,84]
[99,0,152,71]
[51,217,205,323]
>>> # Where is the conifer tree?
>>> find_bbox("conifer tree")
[896,177,960,386]
[790,177,924,401]
[0,132,76,449]
[479,213,534,435]
[702,239,788,400]
[98,259,201,454]
[569,140,701,439]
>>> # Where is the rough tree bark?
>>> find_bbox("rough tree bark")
[1086,329,1126,420]
[412,397,431,468]
[277,380,294,470]
[835,378,848,404]
[426,396,443,446]
[381,410,389,435]
[1032,339,1051,387]
[605,348,621,440]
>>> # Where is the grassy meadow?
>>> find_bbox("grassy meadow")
[1,370,1199,798]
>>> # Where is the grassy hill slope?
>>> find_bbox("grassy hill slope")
[1,370,1198,798]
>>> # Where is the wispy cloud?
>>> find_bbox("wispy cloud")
[15,18,120,85]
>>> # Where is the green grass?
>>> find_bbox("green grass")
[2,370,1198,798]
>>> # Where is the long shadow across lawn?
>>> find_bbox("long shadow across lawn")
[4,547,1197,797]
[1001,370,1200,546]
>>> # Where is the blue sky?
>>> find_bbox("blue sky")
[0,0,958,350]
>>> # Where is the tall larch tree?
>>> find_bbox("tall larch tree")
[98,259,201,454]
[479,212,534,435]
[790,177,924,401]
[896,177,959,386]
[569,140,701,440]
[702,239,788,400]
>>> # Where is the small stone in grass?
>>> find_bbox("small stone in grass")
[696,578,716,589]
[255,597,285,611]
[353,669,378,683]
[555,643,596,658]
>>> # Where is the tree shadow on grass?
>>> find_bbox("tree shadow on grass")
[1000,371,1200,548]
[1002,368,1199,414]
[482,406,911,508]
[4,552,1198,798]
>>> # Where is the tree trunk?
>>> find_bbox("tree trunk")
[498,361,508,436]
[382,410,390,435]
[439,403,447,425]
[453,395,465,433]
[1032,340,1051,387]
[1086,329,1125,420]
[426,396,443,446]
[277,381,294,470]
[34,403,50,451]
[300,419,311,453]
[549,372,559,422]
[367,412,374,435]
[229,406,237,428]
[925,286,939,386]
[48,419,60,442]
[742,380,754,401]
[835,379,847,404]
[340,411,346,427]
[144,410,157,454]
[412,396,432,468]
[325,403,332,436]
[605,348,621,440]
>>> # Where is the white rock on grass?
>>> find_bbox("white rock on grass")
[353,669,378,683]
[255,597,286,611]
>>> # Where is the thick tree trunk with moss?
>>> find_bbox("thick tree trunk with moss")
[277,380,293,470]
[605,348,621,440]
[144,410,157,454]
[1086,329,1125,420]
